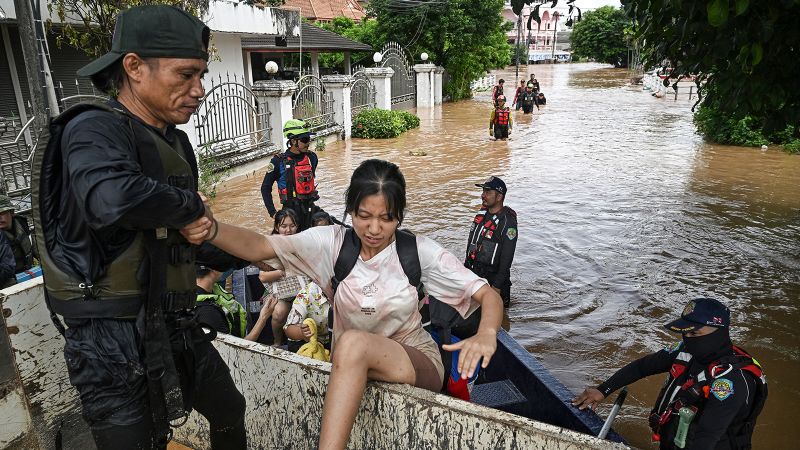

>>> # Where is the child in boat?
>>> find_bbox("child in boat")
[180,159,504,450]
[258,208,301,344]
[489,95,513,140]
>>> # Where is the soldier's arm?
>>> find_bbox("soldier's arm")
[490,214,517,289]
[260,158,279,217]
[63,113,204,230]
[597,349,675,396]
[0,234,16,282]
[686,370,752,450]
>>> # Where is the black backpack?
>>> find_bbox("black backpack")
[329,227,477,390]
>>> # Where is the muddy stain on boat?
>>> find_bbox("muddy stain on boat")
[212,63,799,449]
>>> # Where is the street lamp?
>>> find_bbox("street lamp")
[373,52,383,66]
[420,52,429,62]
[265,61,279,80]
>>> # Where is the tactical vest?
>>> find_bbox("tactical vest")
[649,344,767,448]
[32,103,198,319]
[466,211,501,271]
[279,154,317,203]
[495,108,510,126]
[196,284,247,338]
[4,216,33,272]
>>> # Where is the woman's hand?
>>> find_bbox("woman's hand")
[441,328,497,379]
[571,387,605,411]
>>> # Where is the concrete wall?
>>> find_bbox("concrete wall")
[2,280,629,450]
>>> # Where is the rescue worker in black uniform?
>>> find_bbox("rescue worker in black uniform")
[0,194,34,280]
[32,6,247,449]
[464,176,518,309]
[573,298,767,450]
[260,119,320,231]
[0,231,17,287]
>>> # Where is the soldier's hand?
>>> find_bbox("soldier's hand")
[181,216,213,244]
[572,387,605,411]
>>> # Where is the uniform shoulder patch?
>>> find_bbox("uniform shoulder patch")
[664,341,683,353]
[711,377,734,401]
[506,227,517,240]
[266,162,275,173]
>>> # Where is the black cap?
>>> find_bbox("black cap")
[475,176,507,195]
[664,298,730,333]
[77,5,210,77]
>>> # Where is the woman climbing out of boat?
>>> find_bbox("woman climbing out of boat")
[180,159,504,450]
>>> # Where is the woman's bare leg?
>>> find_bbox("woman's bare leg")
[270,300,290,345]
[317,330,416,450]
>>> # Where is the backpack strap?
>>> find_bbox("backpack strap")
[395,229,424,301]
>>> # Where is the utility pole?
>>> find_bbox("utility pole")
[515,13,522,80]
[13,0,59,123]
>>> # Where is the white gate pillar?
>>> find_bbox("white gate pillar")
[434,66,444,104]
[252,80,298,150]
[364,67,394,110]
[413,63,436,108]
[322,75,354,138]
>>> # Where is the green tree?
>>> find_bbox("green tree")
[367,0,512,100]
[317,17,381,70]
[623,0,800,147]
[570,6,629,67]
[47,0,213,58]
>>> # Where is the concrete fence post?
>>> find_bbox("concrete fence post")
[252,80,298,150]
[413,63,436,108]
[364,67,394,110]
[322,75,354,138]
[434,66,444,104]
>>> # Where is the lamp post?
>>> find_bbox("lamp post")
[373,52,383,67]
[265,61,279,80]
[551,12,560,63]
[420,52,429,62]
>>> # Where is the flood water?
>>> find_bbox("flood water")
[212,63,799,449]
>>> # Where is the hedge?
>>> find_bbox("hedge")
[352,108,420,139]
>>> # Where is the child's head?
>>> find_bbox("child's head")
[272,208,300,235]
[312,211,333,227]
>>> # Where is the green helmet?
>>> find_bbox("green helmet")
[283,119,311,138]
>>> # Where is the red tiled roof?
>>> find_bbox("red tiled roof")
[282,0,366,21]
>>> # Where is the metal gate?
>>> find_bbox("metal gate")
[349,71,376,117]
[0,115,41,212]
[293,75,339,136]
[194,74,275,168]
[380,42,416,110]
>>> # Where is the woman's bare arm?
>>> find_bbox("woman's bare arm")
[181,215,277,262]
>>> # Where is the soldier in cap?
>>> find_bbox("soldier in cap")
[260,119,321,231]
[0,195,34,282]
[32,5,246,448]
[464,176,518,311]
[573,298,767,450]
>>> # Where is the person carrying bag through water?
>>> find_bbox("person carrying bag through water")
[32,6,247,448]
[261,119,321,231]
[573,298,767,450]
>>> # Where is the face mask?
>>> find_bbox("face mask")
[682,327,731,362]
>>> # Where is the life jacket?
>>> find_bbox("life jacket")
[495,108,510,126]
[649,344,768,448]
[196,283,247,338]
[32,103,198,319]
[330,227,481,396]
[279,153,317,203]
[3,216,33,273]
[465,208,516,273]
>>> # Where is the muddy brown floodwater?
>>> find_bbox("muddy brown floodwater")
[212,63,799,449]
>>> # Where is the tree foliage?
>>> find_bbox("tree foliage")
[570,6,629,67]
[622,0,800,137]
[47,0,214,58]
[366,0,512,100]
[317,17,381,70]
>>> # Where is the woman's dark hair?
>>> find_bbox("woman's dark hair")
[311,211,333,226]
[345,159,406,223]
[272,208,300,235]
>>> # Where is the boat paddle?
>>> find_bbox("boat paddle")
[598,386,628,439]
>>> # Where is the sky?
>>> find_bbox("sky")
[576,0,623,10]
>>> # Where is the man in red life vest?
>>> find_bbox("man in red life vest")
[489,95,513,140]
[260,119,320,230]
[573,298,767,450]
